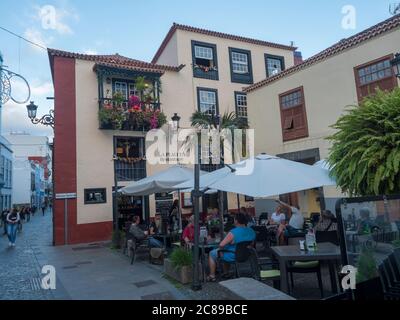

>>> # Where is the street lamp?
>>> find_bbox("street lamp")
[391,53,400,79]
[171,113,183,232]
[26,101,55,128]
[171,113,181,130]
[112,154,120,246]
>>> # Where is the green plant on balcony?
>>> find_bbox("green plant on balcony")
[99,94,126,130]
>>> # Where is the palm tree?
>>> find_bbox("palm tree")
[327,88,400,196]
[190,111,248,168]
[190,111,248,130]
[190,111,248,239]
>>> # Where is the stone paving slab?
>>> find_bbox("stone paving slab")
[0,211,187,300]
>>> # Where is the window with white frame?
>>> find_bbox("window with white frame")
[235,93,248,118]
[266,55,285,77]
[128,83,139,97]
[199,89,217,115]
[231,51,249,74]
[357,59,393,85]
[194,45,215,68]
[114,81,128,99]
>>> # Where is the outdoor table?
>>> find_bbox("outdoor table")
[271,242,341,295]
[198,241,220,283]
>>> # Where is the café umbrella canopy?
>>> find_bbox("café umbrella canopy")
[207,154,336,198]
[173,166,232,191]
[120,165,199,196]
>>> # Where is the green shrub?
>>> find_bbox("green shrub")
[169,248,193,270]
[327,88,400,196]
[356,248,378,283]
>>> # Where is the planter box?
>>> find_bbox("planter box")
[353,277,384,300]
[164,258,202,284]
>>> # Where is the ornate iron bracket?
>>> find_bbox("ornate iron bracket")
[30,109,55,128]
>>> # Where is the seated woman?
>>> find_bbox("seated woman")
[315,210,337,232]
[269,205,286,225]
[207,213,256,282]
[182,215,195,248]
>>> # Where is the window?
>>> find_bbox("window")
[229,48,253,84]
[279,86,308,142]
[197,88,218,116]
[195,46,213,61]
[84,188,107,204]
[235,92,248,118]
[232,52,248,74]
[192,41,218,80]
[265,54,285,77]
[355,55,397,102]
[114,137,146,182]
[114,81,128,99]
[128,83,139,96]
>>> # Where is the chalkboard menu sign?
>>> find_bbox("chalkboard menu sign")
[155,192,173,214]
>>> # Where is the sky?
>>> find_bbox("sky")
[0,0,397,139]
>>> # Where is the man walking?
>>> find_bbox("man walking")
[41,203,46,216]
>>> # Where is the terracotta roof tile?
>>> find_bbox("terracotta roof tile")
[47,48,184,73]
[152,23,296,64]
[245,14,400,93]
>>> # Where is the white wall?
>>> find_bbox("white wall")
[12,159,32,205]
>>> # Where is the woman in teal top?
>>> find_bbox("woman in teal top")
[207,213,256,282]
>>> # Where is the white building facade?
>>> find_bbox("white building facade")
[0,136,13,211]
[5,133,51,208]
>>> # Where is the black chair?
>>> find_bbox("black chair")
[388,252,400,281]
[378,262,400,300]
[248,247,281,289]
[383,257,400,288]
[252,226,269,250]
[316,230,340,246]
[129,236,150,264]
[286,260,324,298]
[217,241,253,278]
[258,212,269,225]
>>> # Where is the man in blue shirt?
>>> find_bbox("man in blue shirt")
[207,212,255,282]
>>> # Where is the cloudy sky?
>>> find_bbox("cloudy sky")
[0,0,396,140]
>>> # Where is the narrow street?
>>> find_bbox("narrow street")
[0,210,186,300]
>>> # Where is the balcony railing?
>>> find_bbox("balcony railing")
[98,98,163,131]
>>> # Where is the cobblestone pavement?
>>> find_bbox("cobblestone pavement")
[0,210,54,300]
[0,210,186,300]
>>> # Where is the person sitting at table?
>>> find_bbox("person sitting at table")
[270,205,286,225]
[357,207,378,235]
[276,200,304,245]
[182,215,195,248]
[241,207,256,227]
[149,213,161,235]
[315,210,337,232]
[129,216,163,248]
[207,213,256,282]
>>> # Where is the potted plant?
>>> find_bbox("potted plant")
[164,248,197,284]
[353,248,383,300]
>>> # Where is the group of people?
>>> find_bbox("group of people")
[177,208,257,282]
[1,204,47,247]
[260,200,338,245]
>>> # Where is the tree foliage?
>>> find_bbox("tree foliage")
[327,88,400,196]
[190,111,248,130]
